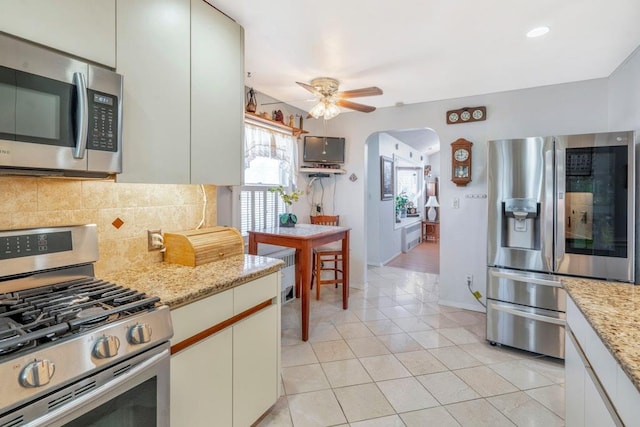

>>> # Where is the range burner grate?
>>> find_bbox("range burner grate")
[0,277,160,356]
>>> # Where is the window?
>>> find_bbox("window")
[239,185,286,233]
[235,120,298,234]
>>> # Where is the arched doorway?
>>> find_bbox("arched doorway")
[364,128,440,280]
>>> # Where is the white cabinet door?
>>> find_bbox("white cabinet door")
[170,272,280,427]
[584,366,618,427]
[171,328,233,427]
[0,0,116,67]
[190,0,244,185]
[565,330,586,427]
[116,0,191,183]
[233,304,279,427]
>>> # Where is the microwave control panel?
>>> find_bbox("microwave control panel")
[87,89,118,152]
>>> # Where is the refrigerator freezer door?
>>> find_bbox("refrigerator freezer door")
[486,299,565,359]
[487,268,566,312]
[487,137,555,272]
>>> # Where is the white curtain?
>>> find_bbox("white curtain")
[244,123,297,187]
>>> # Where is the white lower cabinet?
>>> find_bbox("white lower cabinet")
[171,328,233,426]
[233,305,279,426]
[565,331,585,427]
[170,273,280,427]
[566,297,625,426]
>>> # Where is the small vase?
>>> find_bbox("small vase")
[279,213,297,227]
[246,88,257,113]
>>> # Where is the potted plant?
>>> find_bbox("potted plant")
[269,185,304,227]
[395,192,409,222]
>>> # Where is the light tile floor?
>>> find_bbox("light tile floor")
[258,266,565,427]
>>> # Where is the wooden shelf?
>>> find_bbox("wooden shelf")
[299,167,346,175]
[244,112,308,137]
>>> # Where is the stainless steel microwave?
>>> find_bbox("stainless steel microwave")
[0,33,122,178]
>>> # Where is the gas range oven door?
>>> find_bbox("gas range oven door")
[1,343,170,427]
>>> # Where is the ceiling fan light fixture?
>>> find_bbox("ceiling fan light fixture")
[324,103,340,120]
[309,101,326,119]
[309,99,341,120]
[299,77,381,119]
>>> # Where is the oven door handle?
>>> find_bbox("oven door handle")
[72,71,88,159]
[491,303,566,326]
[490,270,562,288]
[25,348,169,427]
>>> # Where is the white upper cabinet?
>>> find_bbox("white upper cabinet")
[116,0,244,184]
[116,0,192,183]
[190,0,244,185]
[0,0,116,67]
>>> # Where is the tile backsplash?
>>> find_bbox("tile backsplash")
[0,177,217,276]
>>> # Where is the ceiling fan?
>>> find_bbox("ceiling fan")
[297,77,383,120]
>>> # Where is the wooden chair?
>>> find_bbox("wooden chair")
[309,215,343,300]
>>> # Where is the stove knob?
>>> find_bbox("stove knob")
[20,359,56,388]
[93,335,120,359]
[128,323,152,345]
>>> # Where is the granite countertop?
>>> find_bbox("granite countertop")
[563,278,640,390]
[102,254,284,309]
[250,223,350,237]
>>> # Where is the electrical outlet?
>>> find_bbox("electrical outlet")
[316,204,322,213]
[147,229,163,251]
[452,197,460,209]
[465,274,473,284]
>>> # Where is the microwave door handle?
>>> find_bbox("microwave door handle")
[72,72,88,159]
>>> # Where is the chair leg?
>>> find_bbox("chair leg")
[315,254,321,300]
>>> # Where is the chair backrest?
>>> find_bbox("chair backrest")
[310,215,339,226]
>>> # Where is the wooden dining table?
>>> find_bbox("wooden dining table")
[248,224,350,341]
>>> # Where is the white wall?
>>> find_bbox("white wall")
[366,133,425,266]
[366,135,380,264]
[608,46,640,130]
[426,151,441,178]
[324,77,610,311]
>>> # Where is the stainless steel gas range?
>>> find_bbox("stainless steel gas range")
[0,224,173,426]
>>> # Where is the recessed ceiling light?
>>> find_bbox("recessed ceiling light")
[527,26,550,38]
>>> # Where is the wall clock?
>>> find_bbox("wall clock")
[446,106,486,124]
[451,138,473,186]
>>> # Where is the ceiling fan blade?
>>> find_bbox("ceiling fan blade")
[337,87,383,99]
[296,81,323,98]
[336,99,376,113]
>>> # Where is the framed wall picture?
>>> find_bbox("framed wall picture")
[380,156,394,200]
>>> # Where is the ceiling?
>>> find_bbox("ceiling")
[210,0,640,152]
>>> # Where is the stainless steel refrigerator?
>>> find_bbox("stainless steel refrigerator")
[486,131,636,359]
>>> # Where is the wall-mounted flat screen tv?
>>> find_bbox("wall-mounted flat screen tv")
[303,136,346,164]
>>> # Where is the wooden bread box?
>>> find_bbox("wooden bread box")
[163,227,244,267]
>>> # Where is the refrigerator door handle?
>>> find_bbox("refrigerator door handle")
[490,270,563,288]
[491,302,566,326]
[543,146,555,269]
[555,146,566,267]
